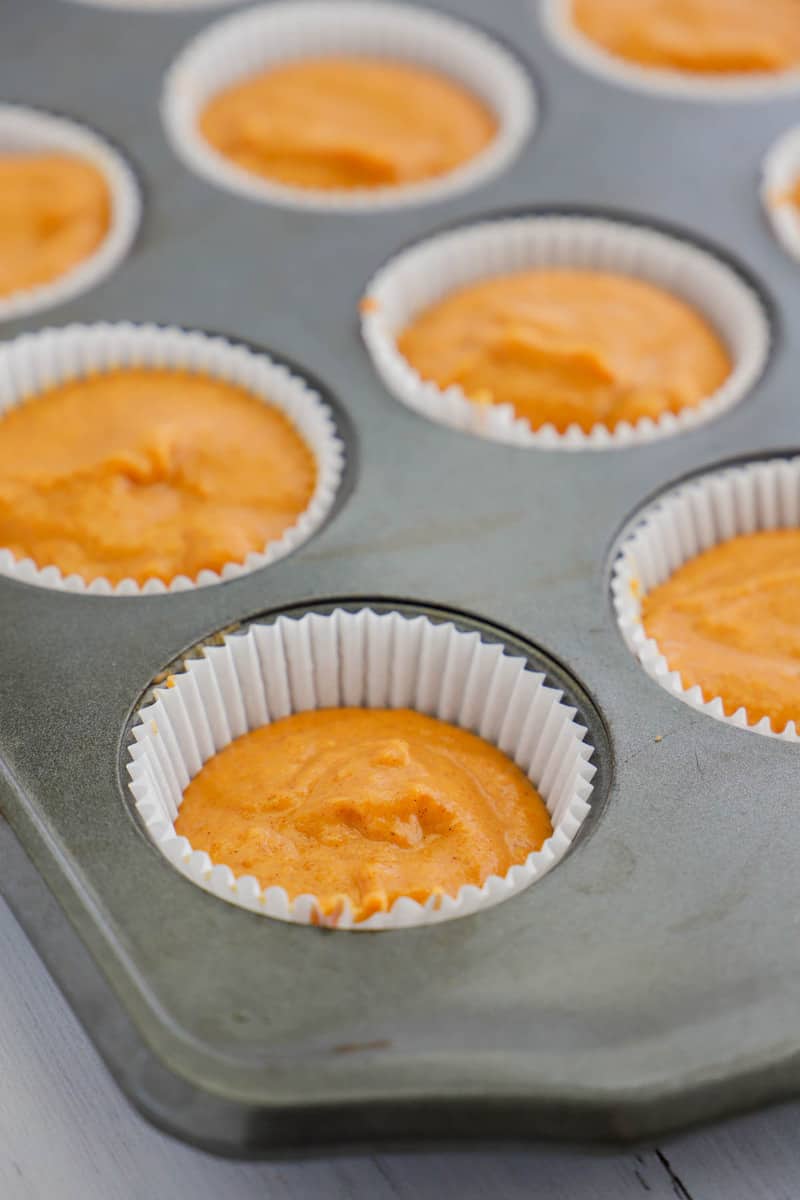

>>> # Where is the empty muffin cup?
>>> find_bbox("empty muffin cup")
[612,456,800,740]
[540,0,800,102]
[161,0,535,211]
[361,214,769,449]
[0,323,344,595]
[127,607,597,929]
[0,105,140,322]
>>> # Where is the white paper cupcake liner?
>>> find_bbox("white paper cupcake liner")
[540,0,800,102]
[0,323,344,596]
[0,106,141,322]
[612,456,800,740]
[127,608,597,930]
[361,215,770,450]
[761,125,800,263]
[161,1,535,212]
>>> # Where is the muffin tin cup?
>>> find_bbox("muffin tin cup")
[127,607,596,930]
[540,0,800,102]
[0,322,345,596]
[761,124,800,262]
[0,105,141,322]
[612,455,800,740]
[161,0,536,212]
[361,214,770,450]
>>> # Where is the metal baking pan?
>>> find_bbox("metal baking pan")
[2,0,800,1155]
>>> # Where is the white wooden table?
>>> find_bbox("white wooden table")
[1,899,796,1199]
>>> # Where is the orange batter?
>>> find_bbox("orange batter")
[0,369,316,585]
[176,708,553,921]
[571,0,800,76]
[396,269,731,434]
[775,177,800,213]
[642,529,800,732]
[0,153,110,298]
[199,57,497,191]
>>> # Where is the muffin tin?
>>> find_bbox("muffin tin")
[2,0,800,1154]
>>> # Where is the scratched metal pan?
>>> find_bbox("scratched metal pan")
[2,0,800,1156]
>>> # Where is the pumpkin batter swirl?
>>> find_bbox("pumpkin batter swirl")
[642,529,800,732]
[200,56,497,191]
[398,268,731,434]
[0,368,316,585]
[176,708,553,921]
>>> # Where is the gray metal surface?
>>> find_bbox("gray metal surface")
[1,0,799,1153]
